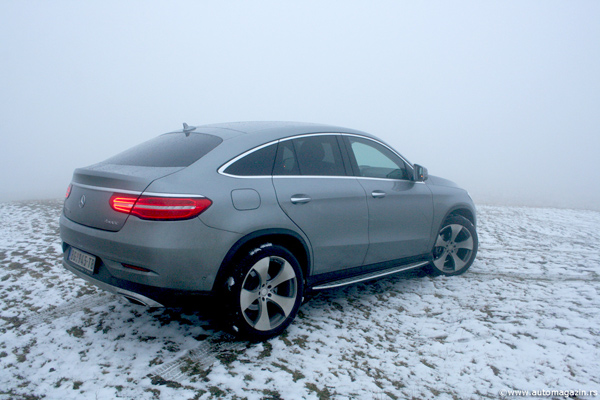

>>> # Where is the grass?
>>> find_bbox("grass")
[66,326,84,338]
[305,382,333,400]
[179,358,211,380]
[271,361,305,382]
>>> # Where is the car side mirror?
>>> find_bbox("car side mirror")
[414,164,428,181]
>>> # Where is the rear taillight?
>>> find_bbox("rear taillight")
[109,194,212,220]
[65,184,72,199]
[110,194,137,214]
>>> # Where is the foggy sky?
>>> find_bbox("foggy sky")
[2,1,599,211]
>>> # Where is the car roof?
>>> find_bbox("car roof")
[185,121,376,143]
[169,121,391,173]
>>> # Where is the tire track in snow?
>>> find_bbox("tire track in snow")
[468,270,600,282]
[149,333,247,381]
[24,293,113,327]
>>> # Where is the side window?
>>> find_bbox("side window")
[273,135,347,176]
[348,137,410,180]
[292,135,346,176]
[273,140,299,175]
[223,143,277,176]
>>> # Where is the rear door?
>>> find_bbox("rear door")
[343,135,434,265]
[272,134,369,275]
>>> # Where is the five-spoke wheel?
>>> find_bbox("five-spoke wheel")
[430,215,478,276]
[226,244,304,340]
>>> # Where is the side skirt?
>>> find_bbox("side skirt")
[311,260,430,291]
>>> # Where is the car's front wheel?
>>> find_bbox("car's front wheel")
[225,244,304,341]
[430,215,478,276]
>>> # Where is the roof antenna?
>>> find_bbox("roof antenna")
[182,122,196,136]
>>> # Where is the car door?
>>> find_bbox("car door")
[343,135,434,265]
[272,134,369,275]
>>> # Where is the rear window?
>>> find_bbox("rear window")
[102,133,222,167]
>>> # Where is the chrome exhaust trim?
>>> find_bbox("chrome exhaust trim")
[116,289,164,308]
[63,261,165,308]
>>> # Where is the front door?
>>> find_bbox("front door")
[344,135,434,265]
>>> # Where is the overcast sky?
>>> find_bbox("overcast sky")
[1,1,599,210]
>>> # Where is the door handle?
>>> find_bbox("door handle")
[371,190,386,199]
[290,195,312,204]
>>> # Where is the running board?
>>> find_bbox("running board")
[312,261,429,291]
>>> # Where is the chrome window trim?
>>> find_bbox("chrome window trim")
[218,133,343,179]
[217,132,415,181]
[356,177,425,184]
[272,175,357,180]
[219,174,274,180]
[71,182,206,198]
[278,132,342,142]
[271,175,424,183]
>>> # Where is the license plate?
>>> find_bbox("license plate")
[68,247,96,274]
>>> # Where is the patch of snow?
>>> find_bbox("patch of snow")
[0,201,599,399]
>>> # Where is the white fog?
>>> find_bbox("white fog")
[1,1,599,210]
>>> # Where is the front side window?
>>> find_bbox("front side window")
[347,137,411,180]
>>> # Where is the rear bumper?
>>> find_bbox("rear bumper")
[62,259,214,307]
[59,212,241,297]
[63,261,165,307]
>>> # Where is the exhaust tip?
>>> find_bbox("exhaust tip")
[117,291,164,308]
[122,295,147,307]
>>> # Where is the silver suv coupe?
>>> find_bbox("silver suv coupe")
[60,121,478,340]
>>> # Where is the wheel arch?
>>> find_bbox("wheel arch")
[213,228,311,293]
[445,206,476,227]
[429,208,479,276]
[427,204,477,251]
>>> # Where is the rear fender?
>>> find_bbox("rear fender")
[213,229,312,293]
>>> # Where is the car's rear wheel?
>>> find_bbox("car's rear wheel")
[224,244,304,341]
[430,215,478,276]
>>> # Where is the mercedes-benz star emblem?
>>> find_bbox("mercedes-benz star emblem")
[79,195,86,208]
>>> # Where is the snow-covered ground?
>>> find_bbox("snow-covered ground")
[1,200,599,400]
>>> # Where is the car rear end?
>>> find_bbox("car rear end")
[59,129,240,307]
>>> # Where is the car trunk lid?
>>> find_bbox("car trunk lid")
[64,164,183,232]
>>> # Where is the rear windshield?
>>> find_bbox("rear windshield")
[102,132,223,167]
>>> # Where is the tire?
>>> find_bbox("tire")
[429,215,478,276]
[224,243,304,341]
